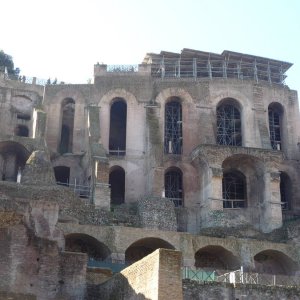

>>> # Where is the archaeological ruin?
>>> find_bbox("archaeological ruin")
[0,48,300,299]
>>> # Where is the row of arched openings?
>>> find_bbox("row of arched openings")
[222,170,291,210]
[57,97,283,155]
[109,166,183,207]
[217,99,283,149]
[65,234,298,275]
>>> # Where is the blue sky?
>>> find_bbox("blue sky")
[2,0,299,94]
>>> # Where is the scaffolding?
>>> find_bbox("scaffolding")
[217,104,242,146]
[222,172,246,209]
[165,170,183,207]
[268,109,281,150]
[143,49,292,85]
[164,101,182,154]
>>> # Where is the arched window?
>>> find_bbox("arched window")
[217,101,242,146]
[15,125,29,137]
[280,172,291,210]
[109,99,127,156]
[222,170,246,208]
[268,103,283,150]
[164,168,183,207]
[109,166,125,205]
[59,98,75,154]
[164,99,182,154]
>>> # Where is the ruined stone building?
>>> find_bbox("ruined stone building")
[0,48,300,299]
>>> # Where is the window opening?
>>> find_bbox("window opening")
[164,101,182,154]
[109,167,125,205]
[217,104,242,146]
[165,169,183,207]
[109,100,127,156]
[268,109,281,150]
[15,125,29,137]
[54,166,70,186]
[59,99,75,154]
[280,173,290,210]
[222,171,246,208]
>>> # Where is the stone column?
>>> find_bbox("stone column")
[261,171,282,232]
[210,167,223,210]
[94,159,110,209]
[200,166,223,228]
[87,105,111,209]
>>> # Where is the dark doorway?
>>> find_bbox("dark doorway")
[54,166,70,186]
[15,125,29,137]
[109,166,125,205]
[109,100,127,155]
[59,98,75,154]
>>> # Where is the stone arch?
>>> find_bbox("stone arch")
[125,237,175,263]
[155,88,194,106]
[65,233,111,261]
[195,245,240,270]
[99,88,138,107]
[253,249,298,275]
[99,89,140,154]
[0,141,30,181]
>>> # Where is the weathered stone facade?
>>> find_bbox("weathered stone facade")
[0,48,300,299]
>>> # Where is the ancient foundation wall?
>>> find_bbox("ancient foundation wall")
[89,249,182,300]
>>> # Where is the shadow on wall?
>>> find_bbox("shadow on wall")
[86,273,151,300]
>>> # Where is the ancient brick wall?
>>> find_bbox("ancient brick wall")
[89,249,182,300]
[183,280,300,300]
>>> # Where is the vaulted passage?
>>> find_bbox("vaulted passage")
[109,99,127,155]
[165,167,183,207]
[65,233,111,261]
[217,99,242,146]
[164,99,182,154]
[109,166,125,205]
[59,98,75,154]
[54,166,70,186]
[125,238,174,264]
[254,250,298,275]
[195,246,240,271]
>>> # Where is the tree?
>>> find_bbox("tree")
[0,50,19,75]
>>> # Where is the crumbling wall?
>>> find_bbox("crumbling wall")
[0,199,88,300]
[183,280,300,300]
[137,196,177,231]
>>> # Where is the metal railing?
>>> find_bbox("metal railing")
[107,65,138,73]
[109,148,126,156]
[182,266,300,287]
[56,180,91,200]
